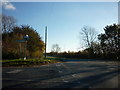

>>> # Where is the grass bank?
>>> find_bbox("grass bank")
[2,57,62,67]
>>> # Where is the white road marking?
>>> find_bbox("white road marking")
[61,63,71,70]
[109,68,116,69]
[106,71,110,72]
[7,69,23,73]
[59,71,62,73]
[25,80,34,82]
[62,79,69,83]
[64,81,69,83]
[56,64,61,66]
[72,74,76,77]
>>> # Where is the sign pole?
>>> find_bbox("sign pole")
[45,26,47,58]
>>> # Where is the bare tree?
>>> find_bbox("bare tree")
[51,44,61,53]
[1,14,17,33]
[80,26,97,54]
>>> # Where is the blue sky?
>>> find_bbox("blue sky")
[2,2,118,52]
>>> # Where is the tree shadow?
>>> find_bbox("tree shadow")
[50,69,119,88]
[2,62,120,89]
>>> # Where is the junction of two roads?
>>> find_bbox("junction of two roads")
[2,59,120,89]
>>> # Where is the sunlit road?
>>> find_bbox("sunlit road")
[2,59,120,89]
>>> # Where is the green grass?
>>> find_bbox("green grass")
[2,57,62,67]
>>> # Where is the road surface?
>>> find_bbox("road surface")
[2,59,120,89]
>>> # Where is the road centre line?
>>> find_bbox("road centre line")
[7,69,23,73]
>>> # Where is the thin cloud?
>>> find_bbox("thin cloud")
[2,0,16,10]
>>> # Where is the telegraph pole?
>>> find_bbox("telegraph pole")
[45,26,47,58]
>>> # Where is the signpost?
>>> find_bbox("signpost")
[16,35,29,60]
[23,35,29,60]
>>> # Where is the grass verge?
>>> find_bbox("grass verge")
[2,57,62,67]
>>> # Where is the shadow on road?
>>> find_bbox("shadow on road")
[51,69,119,88]
[2,59,120,89]
[3,67,119,89]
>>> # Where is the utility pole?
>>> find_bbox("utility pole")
[45,26,47,58]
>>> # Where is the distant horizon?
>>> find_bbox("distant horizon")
[2,2,118,52]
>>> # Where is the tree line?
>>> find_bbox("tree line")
[48,24,120,60]
[2,14,45,59]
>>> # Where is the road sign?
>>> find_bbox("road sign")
[16,40,25,42]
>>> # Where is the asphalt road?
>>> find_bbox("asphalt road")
[2,59,120,89]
